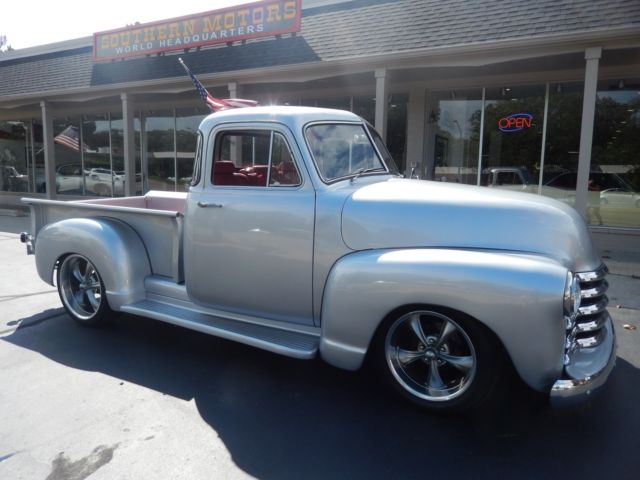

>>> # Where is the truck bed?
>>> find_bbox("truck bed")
[79,191,186,214]
[22,191,187,282]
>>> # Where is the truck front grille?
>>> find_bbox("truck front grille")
[564,265,609,365]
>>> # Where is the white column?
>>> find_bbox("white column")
[406,86,426,177]
[575,47,601,217]
[228,81,240,99]
[374,68,388,141]
[121,93,137,197]
[40,100,56,199]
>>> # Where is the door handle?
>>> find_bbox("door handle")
[197,201,223,208]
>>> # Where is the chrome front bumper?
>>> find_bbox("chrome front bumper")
[550,314,616,407]
[550,265,616,407]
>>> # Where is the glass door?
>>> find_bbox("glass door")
[481,85,546,190]
[425,89,482,184]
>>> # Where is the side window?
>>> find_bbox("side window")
[212,130,301,187]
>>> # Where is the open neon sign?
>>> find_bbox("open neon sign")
[498,113,533,133]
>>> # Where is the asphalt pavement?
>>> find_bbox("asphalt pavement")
[1,211,639,480]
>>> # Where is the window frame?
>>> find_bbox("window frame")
[190,130,203,187]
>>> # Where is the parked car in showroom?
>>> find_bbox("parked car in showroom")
[1,165,29,191]
[600,187,640,207]
[84,167,124,196]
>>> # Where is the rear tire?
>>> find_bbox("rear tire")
[57,254,114,326]
[373,308,502,412]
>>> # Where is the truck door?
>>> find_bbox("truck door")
[185,125,315,326]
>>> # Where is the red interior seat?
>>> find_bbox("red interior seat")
[214,161,248,186]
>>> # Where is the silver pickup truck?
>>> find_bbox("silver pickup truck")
[21,106,615,411]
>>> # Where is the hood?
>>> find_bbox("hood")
[341,179,601,272]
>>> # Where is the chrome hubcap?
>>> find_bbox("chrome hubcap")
[59,254,103,321]
[385,311,477,402]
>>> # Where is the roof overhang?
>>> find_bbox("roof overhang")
[1,24,640,109]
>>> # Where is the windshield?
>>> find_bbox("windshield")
[305,123,389,182]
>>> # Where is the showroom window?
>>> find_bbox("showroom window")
[427,89,483,184]
[82,113,121,197]
[427,79,640,229]
[143,107,206,192]
[53,116,83,195]
[482,85,546,187]
[591,79,640,228]
[281,94,408,172]
[0,120,31,193]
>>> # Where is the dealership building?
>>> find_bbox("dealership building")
[1,0,639,237]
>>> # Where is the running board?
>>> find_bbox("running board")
[121,299,319,359]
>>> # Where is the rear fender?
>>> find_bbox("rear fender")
[320,248,568,392]
[35,217,151,310]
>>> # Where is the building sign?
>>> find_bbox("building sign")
[93,0,301,62]
[498,113,534,133]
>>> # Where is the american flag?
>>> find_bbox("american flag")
[178,58,258,112]
[54,126,81,151]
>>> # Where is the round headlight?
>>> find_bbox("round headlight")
[563,271,581,318]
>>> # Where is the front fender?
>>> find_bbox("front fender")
[35,217,151,310]
[320,248,568,392]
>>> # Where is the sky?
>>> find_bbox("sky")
[2,0,254,50]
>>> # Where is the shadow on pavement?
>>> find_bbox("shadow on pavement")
[0,213,29,235]
[3,312,638,479]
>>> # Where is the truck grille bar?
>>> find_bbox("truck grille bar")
[564,265,609,365]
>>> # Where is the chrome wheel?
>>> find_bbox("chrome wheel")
[385,310,477,402]
[58,254,104,321]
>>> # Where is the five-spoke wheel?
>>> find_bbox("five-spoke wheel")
[376,309,500,411]
[57,254,113,325]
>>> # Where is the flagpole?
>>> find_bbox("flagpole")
[178,57,257,112]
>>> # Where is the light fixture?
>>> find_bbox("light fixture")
[501,87,511,97]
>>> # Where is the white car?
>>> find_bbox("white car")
[84,168,123,196]
[600,188,640,208]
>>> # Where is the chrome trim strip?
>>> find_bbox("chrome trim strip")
[564,265,609,364]
[576,334,604,349]
[580,280,609,299]
[576,264,608,283]
[578,298,609,316]
[575,314,608,333]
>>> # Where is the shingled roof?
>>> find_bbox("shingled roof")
[1,0,639,100]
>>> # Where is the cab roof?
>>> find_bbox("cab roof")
[199,106,363,133]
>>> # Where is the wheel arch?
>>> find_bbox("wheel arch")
[35,217,151,310]
[319,248,568,392]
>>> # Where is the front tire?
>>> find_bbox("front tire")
[374,308,501,412]
[57,254,114,326]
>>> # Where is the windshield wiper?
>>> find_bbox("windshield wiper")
[350,167,386,182]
